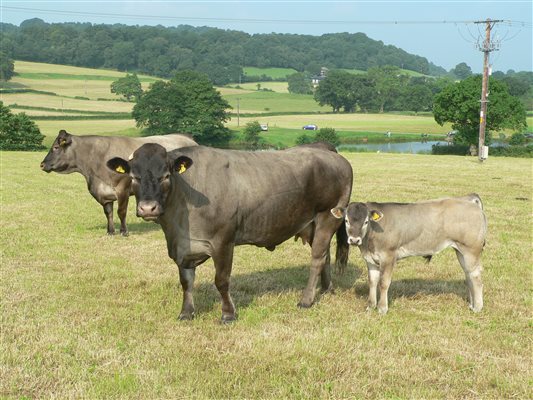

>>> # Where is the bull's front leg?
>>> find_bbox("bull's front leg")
[178,265,196,320]
[366,262,380,311]
[116,193,129,236]
[212,245,236,323]
[103,202,115,235]
[377,257,396,314]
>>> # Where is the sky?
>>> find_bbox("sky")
[1,1,531,74]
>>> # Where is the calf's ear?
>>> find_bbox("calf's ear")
[330,207,345,219]
[107,157,130,174]
[57,130,72,147]
[172,156,193,174]
[370,210,383,221]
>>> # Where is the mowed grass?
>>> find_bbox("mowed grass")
[243,67,297,79]
[1,150,531,399]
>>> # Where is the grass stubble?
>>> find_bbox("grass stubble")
[1,151,531,399]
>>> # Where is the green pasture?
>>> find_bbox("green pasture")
[2,151,531,399]
[228,81,290,93]
[225,91,326,113]
[243,66,297,79]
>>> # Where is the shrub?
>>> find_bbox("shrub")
[488,145,532,158]
[0,102,45,150]
[314,127,340,147]
[295,134,314,145]
[242,121,262,150]
[431,144,470,155]
[509,133,526,145]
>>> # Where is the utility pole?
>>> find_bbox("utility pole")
[237,97,240,127]
[474,18,502,162]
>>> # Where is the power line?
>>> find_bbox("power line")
[2,6,529,26]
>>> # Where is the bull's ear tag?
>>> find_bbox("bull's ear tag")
[59,139,67,147]
[115,165,126,174]
[177,162,187,174]
[371,211,383,221]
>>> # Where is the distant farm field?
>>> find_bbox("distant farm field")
[2,151,531,399]
[243,66,297,79]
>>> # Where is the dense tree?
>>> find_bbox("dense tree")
[314,127,340,147]
[132,70,232,145]
[287,72,312,94]
[451,62,473,80]
[400,84,433,114]
[0,52,14,81]
[0,102,45,150]
[110,73,142,101]
[433,75,527,145]
[367,66,409,112]
[242,121,262,149]
[1,19,434,82]
[314,70,356,112]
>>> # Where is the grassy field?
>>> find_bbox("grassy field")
[243,67,298,79]
[1,151,531,398]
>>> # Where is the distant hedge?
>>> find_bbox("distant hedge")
[432,143,532,158]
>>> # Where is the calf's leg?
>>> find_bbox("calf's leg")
[377,257,395,314]
[178,265,196,320]
[455,249,483,312]
[103,202,115,235]
[366,262,380,310]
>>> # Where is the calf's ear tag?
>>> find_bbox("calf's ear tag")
[371,211,382,221]
[177,162,187,174]
[115,165,126,174]
[59,139,67,146]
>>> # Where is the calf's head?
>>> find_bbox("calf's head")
[40,130,74,173]
[106,143,192,221]
[331,202,383,246]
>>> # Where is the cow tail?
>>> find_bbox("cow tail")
[335,220,349,274]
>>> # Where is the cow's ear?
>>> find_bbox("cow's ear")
[331,207,345,219]
[107,157,130,174]
[370,210,383,221]
[58,130,72,148]
[173,156,193,174]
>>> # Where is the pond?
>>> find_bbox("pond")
[337,141,447,154]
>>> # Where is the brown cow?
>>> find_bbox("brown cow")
[332,194,487,314]
[41,130,196,235]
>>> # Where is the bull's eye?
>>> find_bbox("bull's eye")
[345,218,350,227]
[159,174,170,183]
[363,220,368,226]
[53,145,59,151]
[131,176,141,182]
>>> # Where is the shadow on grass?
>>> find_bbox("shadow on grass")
[191,262,363,315]
[353,278,468,305]
[88,221,162,234]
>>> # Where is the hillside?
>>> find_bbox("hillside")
[0,18,444,86]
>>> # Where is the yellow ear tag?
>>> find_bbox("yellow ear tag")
[371,212,381,221]
[116,165,125,174]
[59,139,67,146]
[178,163,187,174]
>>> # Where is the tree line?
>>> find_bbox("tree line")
[1,18,438,85]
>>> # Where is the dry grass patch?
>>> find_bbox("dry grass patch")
[1,151,531,399]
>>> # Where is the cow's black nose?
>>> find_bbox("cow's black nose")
[40,162,45,169]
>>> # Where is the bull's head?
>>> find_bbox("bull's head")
[106,143,192,221]
[40,130,74,173]
[331,203,383,246]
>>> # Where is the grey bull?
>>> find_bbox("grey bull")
[106,143,353,322]
[332,194,487,314]
[40,130,196,235]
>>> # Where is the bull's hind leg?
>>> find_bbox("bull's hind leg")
[178,264,196,320]
[212,244,237,323]
[298,212,339,308]
[454,248,483,312]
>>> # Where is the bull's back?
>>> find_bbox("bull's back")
[176,146,352,246]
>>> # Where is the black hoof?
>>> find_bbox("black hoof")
[178,312,195,321]
[107,231,115,236]
[221,314,237,324]
[297,301,313,309]
[121,231,129,237]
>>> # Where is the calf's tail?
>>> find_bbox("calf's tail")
[335,220,349,274]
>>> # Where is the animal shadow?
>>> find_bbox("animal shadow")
[193,263,362,315]
[353,278,468,305]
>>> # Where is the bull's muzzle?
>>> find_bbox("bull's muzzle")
[137,200,163,220]
[40,162,51,172]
